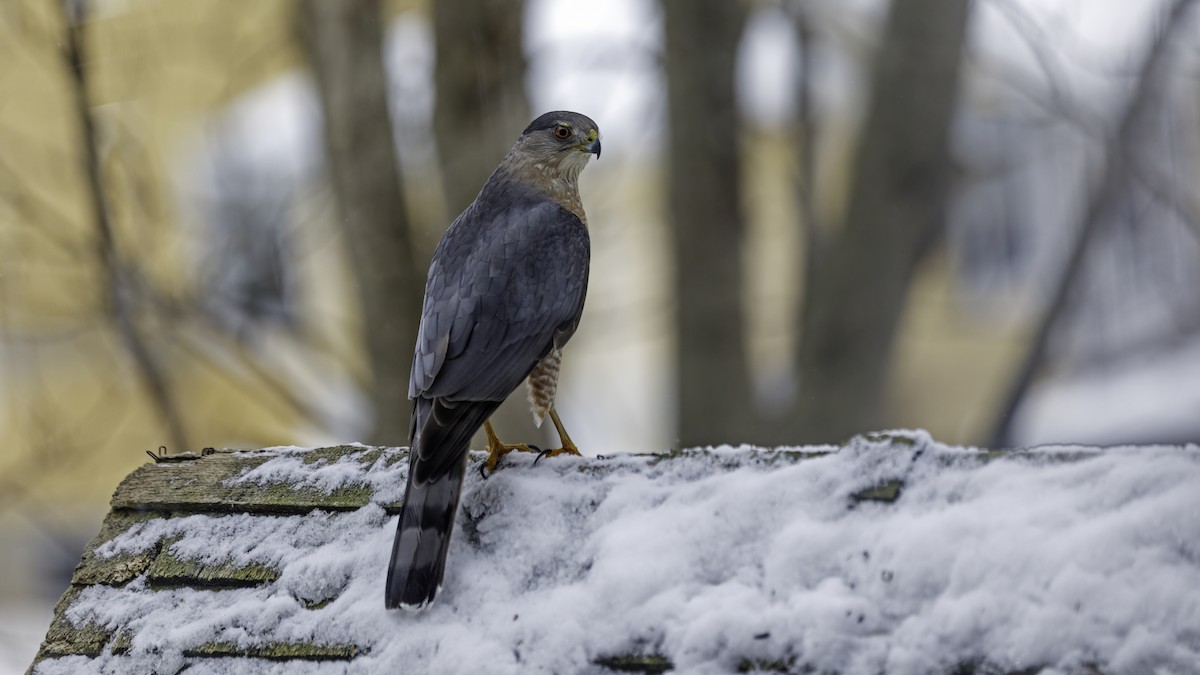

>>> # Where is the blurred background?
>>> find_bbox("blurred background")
[2,0,1199,668]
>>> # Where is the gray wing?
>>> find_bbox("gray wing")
[409,200,590,404]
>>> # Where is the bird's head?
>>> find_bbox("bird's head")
[511,111,601,181]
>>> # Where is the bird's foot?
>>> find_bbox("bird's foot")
[532,408,584,466]
[482,441,539,476]
[534,442,583,465]
[481,421,539,477]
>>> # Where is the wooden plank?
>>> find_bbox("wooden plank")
[851,479,905,503]
[594,654,673,673]
[71,511,163,586]
[75,514,284,589]
[146,536,281,589]
[33,587,113,660]
[182,641,360,660]
[110,445,406,514]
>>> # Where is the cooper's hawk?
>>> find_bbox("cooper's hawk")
[385,111,601,610]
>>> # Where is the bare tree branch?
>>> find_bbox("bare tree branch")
[987,0,1200,448]
[0,152,91,258]
[1130,151,1200,242]
[170,325,328,429]
[60,0,189,453]
[986,0,1082,127]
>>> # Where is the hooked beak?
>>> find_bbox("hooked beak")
[584,137,602,159]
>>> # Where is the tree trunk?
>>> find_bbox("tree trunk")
[298,1,423,446]
[432,0,539,445]
[663,0,752,448]
[792,0,971,444]
[433,0,529,215]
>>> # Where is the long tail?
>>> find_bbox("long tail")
[385,397,500,610]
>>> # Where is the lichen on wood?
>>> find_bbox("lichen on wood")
[851,479,905,503]
[35,588,112,659]
[71,511,163,586]
[110,446,403,515]
[593,653,674,673]
[182,640,361,660]
[146,536,281,588]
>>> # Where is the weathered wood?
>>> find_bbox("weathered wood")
[111,445,405,514]
[182,641,361,660]
[852,479,905,503]
[36,588,113,659]
[111,631,132,656]
[593,654,1050,675]
[71,510,162,586]
[736,656,795,673]
[594,653,673,673]
[75,513,284,589]
[146,536,281,588]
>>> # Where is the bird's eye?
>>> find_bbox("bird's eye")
[553,125,571,140]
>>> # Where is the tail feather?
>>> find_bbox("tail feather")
[385,448,468,610]
[385,397,501,610]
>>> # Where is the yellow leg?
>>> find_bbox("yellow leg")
[536,408,583,461]
[483,420,537,473]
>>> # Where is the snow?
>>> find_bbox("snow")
[225,443,408,504]
[34,432,1200,674]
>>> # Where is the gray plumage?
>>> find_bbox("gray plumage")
[386,111,600,611]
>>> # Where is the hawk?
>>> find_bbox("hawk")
[385,111,601,610]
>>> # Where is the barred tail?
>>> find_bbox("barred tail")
[384,449,467,610]
[385,397,499,610]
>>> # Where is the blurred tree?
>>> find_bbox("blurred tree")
[433,0,529,215]
[988,0,1199,448]
[62,0,189,454]
[663,0,752,447]
[299,0,423,445]
[432,0,541,445]
[789,0,971,444]
[193,135,300,342]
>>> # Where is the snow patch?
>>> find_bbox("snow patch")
[36,434,1200,674]
[221,445,409,505]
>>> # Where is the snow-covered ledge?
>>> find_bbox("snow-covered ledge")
[31,431,1200,674]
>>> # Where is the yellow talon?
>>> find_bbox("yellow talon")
[481,409,583,474]
[537,409,583,461]
[483,420,537,473]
